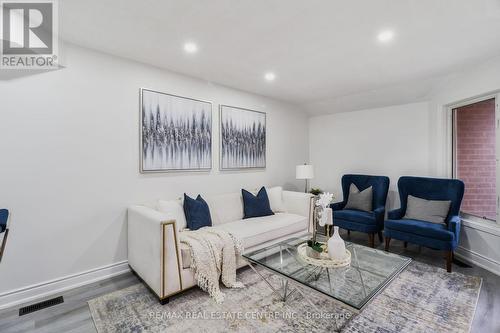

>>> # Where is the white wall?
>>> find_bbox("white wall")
[309,55,500,275]
[0,43,309,305]
[309,102,431,208]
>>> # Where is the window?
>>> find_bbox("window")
[452,96,499,222]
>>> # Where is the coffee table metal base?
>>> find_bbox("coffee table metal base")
[248,261,331,312]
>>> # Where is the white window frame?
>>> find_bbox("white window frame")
[448,91,500,225]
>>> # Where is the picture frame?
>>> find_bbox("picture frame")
[219,104,266,170]
[140,88,213,173]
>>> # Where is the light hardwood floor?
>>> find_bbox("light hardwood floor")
[0,231,498,333]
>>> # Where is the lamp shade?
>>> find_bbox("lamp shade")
[296,164,314,179]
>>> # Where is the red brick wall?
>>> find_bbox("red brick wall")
[455,98,496,220]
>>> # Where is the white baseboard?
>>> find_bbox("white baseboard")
[455,247,500,276]
[0,260,130,311]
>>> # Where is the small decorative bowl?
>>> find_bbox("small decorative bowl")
[305,242,327,259]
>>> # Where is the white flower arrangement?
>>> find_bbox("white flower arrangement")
[315,192,334,227]
[315,192,333,210]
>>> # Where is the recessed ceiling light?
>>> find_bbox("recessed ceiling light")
[183,42,198,54]
[264,72,276,81]
[377,30,395,43]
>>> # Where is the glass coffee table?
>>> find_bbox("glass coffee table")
[243,234,411,312]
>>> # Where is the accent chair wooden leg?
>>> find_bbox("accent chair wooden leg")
[368,233,375,248]
[377,231,383,243]
[347,230,351,236]
[446,251,453,273]
[160,297,170,305]
[385,237,391,251]
[404,241,408,248]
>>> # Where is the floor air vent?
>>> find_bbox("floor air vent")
[19,296,64,316]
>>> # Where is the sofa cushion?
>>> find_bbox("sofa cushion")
[213,213,307,249]
[156,199,187,231]
[205,192,244,225]
[403,195,451,224]
[266,186,286,213]
[179,213,307,269]
[385,218,454,241]
[242,187,274,219]
[183,194,212,230]
[344,183,373,212]
[334,209,376,225]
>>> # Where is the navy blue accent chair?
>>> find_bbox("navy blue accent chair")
[0,209,9,262]
[384,176,464,272]
[330,174,390,248]
[0,209,8,233]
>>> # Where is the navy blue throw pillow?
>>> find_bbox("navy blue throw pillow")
[183,194,212,230]
[242,187,274,219]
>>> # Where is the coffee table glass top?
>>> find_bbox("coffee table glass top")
[242,234,411,310]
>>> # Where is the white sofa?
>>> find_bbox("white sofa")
[127,187,314,303]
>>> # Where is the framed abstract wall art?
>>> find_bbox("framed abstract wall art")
[140,88,212,172]
[219,105,266,170]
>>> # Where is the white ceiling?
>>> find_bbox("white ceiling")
[60,0,500,115]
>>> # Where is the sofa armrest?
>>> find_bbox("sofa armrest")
[128,205,182,299]
[447,215,461,238]
[388,208,404,220]
[330,201,346,211]
[283,191,314,231]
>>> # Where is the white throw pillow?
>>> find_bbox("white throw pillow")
[204,192,243,225]
[266,186,286,213]
[156,199,187,231]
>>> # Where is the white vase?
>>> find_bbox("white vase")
[328,226,346,261]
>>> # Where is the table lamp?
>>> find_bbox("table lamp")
[296,163,314,193]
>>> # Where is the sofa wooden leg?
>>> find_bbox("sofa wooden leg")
[446,251,453,273]
[160,297,170,305]
[385,237,391,251]
[404,241,408,248]
[368,233,375,248]
[377,231,383,243]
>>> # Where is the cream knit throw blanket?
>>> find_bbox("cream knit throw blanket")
[179,228,245,303]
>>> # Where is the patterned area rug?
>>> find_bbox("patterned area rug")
[88,261,481,333]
